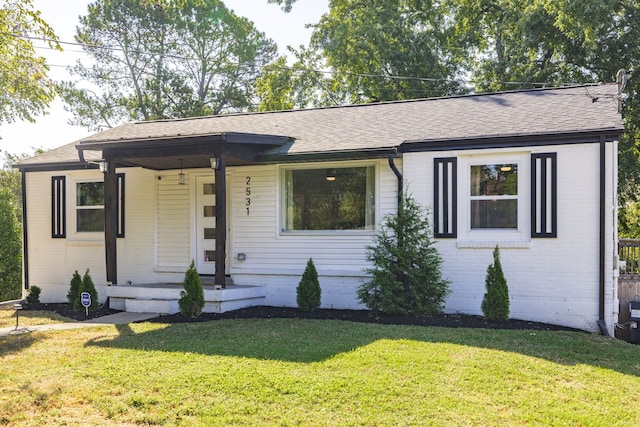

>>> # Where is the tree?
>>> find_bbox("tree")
[296,258,321,312]
[179,260,204,318]
[481,246,510,322]
[0,188,21,301]
[67,270,82,307]
[358,193,449,316]
[0,150,43,222]
[60,0,277,131]
[0,0,60,127]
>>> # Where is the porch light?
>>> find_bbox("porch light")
[210,157,220,170]
[499,165,512,172]
[326,169,336,181]
[178,159,186,185]
[98,160,109,173]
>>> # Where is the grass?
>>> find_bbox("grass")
[0,309,71,329]
[1,318,640,426]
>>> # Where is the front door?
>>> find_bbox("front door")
[195,176,226,275]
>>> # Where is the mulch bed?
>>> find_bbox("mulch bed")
[24,302,581,331]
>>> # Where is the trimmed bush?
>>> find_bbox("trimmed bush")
[481,246,510,322]
[78,269,100,312]
[26,285,41,305]
[358,193,449,316]
[67,270,81,307]
[179,261,205,318]
[297,258,321,312]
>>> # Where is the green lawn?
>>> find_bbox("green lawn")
[1,318,640,426]
[0,309,71,329]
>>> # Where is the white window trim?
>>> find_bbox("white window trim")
[70,177,105,240]
[277,160,380,236]
[458,152,530,244]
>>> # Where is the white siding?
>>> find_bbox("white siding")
[228,159,399,308]
[403,143,617,333]
[156,172,190,269]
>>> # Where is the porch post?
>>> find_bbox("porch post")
[215,156,226,288]
[104,160,118,285]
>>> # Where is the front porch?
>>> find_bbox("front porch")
[106,283,267,315]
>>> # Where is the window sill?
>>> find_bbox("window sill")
[456,240,530,249]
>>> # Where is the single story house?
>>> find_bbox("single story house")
[16,83,624,334]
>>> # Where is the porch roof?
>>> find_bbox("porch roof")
[16,83,624,171]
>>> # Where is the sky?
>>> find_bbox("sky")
[0,0,329,157]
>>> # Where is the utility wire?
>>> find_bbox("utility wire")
[8,32,597,91]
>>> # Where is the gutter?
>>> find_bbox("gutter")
[388,153,403,210]
[598,137,609,336]
[21,170,29,291]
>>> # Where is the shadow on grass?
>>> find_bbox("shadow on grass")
[0,332,38,356]
[86,318,640,376]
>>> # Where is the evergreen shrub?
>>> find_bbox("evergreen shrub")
[357,193,449,316]
[481,246,510,322]
[179,261,205,318]
[297,258,321,312]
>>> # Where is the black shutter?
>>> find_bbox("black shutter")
[531,153,557,238]
[51,176,66,238]
[434,157,457,238]
[117,173,125,238]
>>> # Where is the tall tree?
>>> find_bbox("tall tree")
[0,0,60,127]
[60,0,277,131]
[310,0,464,103]
[0,188,21,301]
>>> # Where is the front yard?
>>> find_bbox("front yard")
[1,318,639,426]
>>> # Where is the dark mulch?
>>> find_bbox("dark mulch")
[24,302,582,332]
[23,302,120,321]
[149,306,582,332]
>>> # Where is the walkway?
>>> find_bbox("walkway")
[0,312,159,337]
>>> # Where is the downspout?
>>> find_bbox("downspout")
[388,153,403,210]
[598,136,609,336]
[21,170,29,291]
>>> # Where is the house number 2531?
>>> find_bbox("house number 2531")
[245,176,251,216]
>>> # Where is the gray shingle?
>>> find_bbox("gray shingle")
[19,84,623,167]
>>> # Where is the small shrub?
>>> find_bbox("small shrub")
[179,261,205,318]
[297,258,321,312]
[77,269,100,312]
[67,270,81,306]
[481,246,510,322]
[26,285,41,305]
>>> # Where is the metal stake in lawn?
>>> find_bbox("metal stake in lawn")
[80,292,91,317]
[13,303,22,330]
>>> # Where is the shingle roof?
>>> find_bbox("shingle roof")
[19,84,623,168]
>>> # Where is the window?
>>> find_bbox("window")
[76,182,104,232]
[283,166,375,231]
[470,164,518,229]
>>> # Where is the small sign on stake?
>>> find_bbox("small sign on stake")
[80,292,91,316]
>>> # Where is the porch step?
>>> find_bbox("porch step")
[107,283,266,315]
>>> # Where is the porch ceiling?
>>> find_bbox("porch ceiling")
[76,132,292,170]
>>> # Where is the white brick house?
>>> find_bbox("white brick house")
[16,84,623,333]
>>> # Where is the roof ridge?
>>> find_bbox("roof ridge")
[131,83,611,125]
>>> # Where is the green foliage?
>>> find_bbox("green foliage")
[26,285,41,305]
[0,0,60,126]
[61,0,276,131]
[481,246,510,322]
[0,189,21,301]
[67,270,82,307]
[179,260,204,318]
[77,269,100,312]
[296,258,321,312]
[358,193,449,316]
